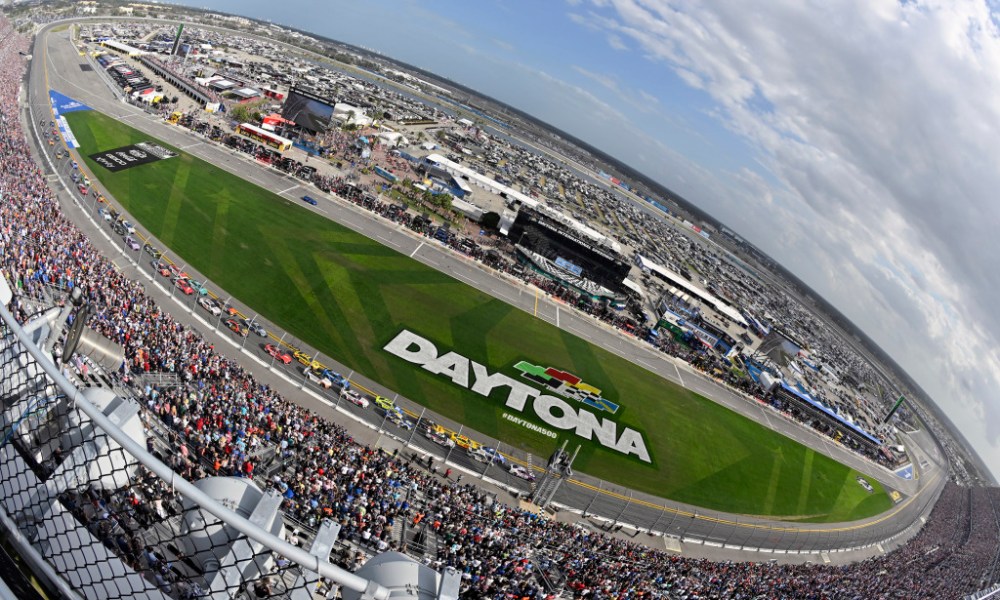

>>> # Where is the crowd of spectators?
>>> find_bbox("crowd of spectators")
[1,17,999,599]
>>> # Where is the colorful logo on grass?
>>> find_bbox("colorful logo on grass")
[513,361,619,415]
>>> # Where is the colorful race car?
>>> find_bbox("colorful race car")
[265,343,292,364]
[508,464,536,482]
[225,318,248,336]
[341,389,369,408]
[173,278,195,295]
[373,395,395,411]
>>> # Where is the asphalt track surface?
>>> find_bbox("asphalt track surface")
[24,20,948,559]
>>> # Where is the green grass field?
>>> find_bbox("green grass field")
[65,109,893,521]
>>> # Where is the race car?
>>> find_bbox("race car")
[152,261,171,277]
[173,278,195,295]
[225,318,247,337]
[479,446,507,466]
[264,343,292,364]
[198,296,222,316]
[450,432,480,450]
[293,350,319,368]
[318,369,349,389]
[427,429,455,449]
[304,367,333,389]
[167,263,189,279]
[186,279,208,296]
[77,184,88,196]
[508,464,536,482]
[385,406,414,430]
[341,389,369,408]
[143,243,161,259]
[123,236,141,251]
[373,395,395,411]
[242,318,266,337]
[467,447,494,464]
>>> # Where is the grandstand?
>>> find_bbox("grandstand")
[507,207,631,299]
[5,13,1000,600]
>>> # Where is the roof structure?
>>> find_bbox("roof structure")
[639,254,748,326]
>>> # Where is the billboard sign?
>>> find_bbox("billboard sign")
[554,256,583,277]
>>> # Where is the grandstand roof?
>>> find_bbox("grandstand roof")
[102,39,146,55]
[424,153,620,253]
[778,382,883,446]
[638,254,748,327]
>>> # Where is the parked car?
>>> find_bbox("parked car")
[341,389,369,408]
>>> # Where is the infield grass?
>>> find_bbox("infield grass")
[64,109,893,522]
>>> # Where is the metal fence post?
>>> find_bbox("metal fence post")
[583,480,603,518]
[404,407,425,448]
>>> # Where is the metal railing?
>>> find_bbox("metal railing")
[0,299,395,600]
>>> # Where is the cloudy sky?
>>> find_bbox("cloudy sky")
[175,0,1000,478]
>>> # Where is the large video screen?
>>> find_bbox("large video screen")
[282,88,335,133]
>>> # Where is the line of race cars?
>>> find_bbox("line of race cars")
[68,151,538,485]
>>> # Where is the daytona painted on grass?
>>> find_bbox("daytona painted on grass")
[64,108,893,521]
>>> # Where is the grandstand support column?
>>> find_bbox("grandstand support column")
[206,489,284,599]
[583,481,603,517]
[404,407,426,448]
[288,519,341,600]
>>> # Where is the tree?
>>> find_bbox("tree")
[480,211,501,230]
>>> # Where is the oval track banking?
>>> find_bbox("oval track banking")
[384,330,651,463]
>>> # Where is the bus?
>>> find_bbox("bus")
[235,123,292,152]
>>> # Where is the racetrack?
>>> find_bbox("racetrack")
[24,17,949,558]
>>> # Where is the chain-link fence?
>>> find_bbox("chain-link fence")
[0,302,406,600]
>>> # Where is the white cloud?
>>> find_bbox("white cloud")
[577,0,1000,477]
